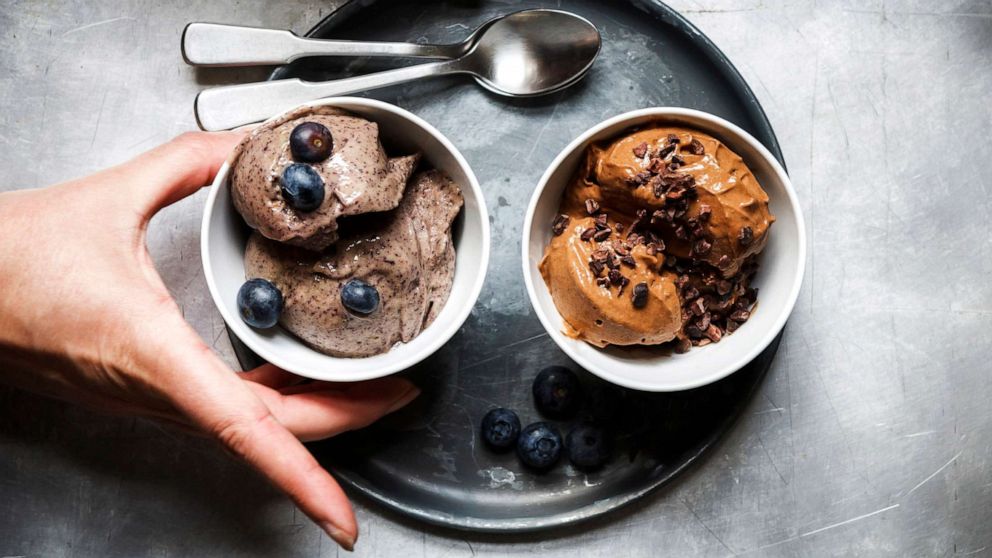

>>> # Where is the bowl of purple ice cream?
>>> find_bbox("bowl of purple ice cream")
[202,98,490,381]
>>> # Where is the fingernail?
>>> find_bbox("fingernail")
[321,522,356,552]
[387,384,421,414]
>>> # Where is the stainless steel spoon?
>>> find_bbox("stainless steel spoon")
[182,22,476,67]
[194,9,601,131]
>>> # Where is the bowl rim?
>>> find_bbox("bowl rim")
[201,97,490,381]
[521,107,806,392]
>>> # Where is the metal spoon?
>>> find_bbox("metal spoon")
[182,22,476,67]
[194,9,601,131]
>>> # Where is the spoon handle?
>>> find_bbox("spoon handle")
[182,23,463,67]
[195,60,463,131]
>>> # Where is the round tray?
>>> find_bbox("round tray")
[230,0,786,533]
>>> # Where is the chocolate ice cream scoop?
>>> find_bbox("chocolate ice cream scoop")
[245,170,463,358]
[539,215,683,348]
[581,127,774,276]
[230,105,419,251]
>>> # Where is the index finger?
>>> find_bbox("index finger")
[146,323,358,550]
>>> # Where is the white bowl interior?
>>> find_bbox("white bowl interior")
[203,98,489,382]
[523,108,805,392]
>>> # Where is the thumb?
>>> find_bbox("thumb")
[95,130,247,216]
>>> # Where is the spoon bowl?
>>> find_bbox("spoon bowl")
[464,10,601,96]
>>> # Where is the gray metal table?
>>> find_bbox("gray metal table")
[1,1,990,556]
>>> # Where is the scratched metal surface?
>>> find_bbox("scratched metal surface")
[0,0,990,556]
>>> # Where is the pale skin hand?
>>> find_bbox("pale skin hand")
[0,131,420,551]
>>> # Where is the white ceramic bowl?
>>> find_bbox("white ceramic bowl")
[202,97,490,382]
[522,107,806,392]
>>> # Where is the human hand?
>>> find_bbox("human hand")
[0,132,420,550]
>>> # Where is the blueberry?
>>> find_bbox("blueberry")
[480,408,521,451]
[566,424,612,471]
[532,366,582,419]
[289,122,334,163]
[516,422,562,470]
[341,279,380,315]
[237,278,283,329]
[280,163,325,212]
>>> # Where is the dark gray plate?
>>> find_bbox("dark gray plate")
[230,0,786,532]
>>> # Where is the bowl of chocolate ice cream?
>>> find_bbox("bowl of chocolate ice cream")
[523,108,805,392]
[202,98,489,381]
